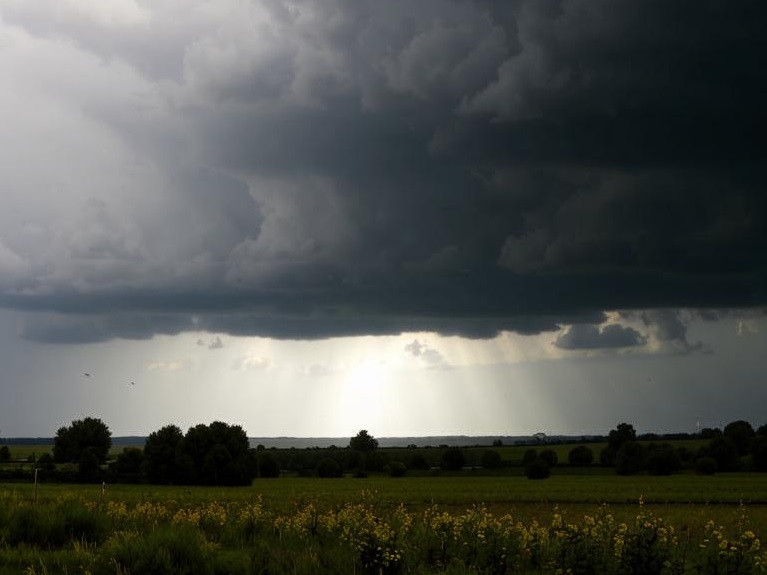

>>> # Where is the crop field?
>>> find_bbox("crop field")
[2,474,767,574]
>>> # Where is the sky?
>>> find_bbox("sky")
[0,0,765,439]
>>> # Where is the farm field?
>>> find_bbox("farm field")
[2,475,767,574]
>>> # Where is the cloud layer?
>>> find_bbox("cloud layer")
[0,0,765,343]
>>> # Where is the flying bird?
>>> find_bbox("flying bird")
[82,373,93,378]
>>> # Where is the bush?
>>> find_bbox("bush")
[388,461,407,477]
[646,444,681,476]
[258,453,280,478]
[0,445,10,462]
[521,448,538,466]
[407,453,429,470]
[539,449,558,467]
[695,456,717,475]
[481,450,502,470]
[615,441,646,475]
[440,447,465,471]
[568,445,594,466]
[525,458,550,479]
[316,457,342,478]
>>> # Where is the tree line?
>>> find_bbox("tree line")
[2,419,767,484]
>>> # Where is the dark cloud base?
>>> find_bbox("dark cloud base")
[0,0,765,343]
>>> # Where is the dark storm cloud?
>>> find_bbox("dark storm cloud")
[0,0,765,343]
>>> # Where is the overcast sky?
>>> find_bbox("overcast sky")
[0,0,765,438]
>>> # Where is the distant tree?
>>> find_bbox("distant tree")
[78,447,102,482]
[615,441,646,475]
[723,420,755,457]
[440,447,466,471]
[646,444,681,476]
[481,450,502,470]
[349,430,379,452]
[700,427,722,440]
[143,424,185,484]
[608,423,637,453]
[522,448,539,466]
[0,445,10,462]
[492,439,503,447]
[702,437,739,472]
[407,453,429,470]
[525,459,550,480]
[36,453,56,479]
[183,421,255,486]
[539,449,558,467]
[388,461,407,477]
[112,447,145,478]
[258,452,280,478]
[756,424,767,438]
[751,436,767,472]
[53,417,112,464]
[568,445,594,467]
[316,457,342,478]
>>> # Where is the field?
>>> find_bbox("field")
[2,474,767,574]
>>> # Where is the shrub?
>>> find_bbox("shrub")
[525,458,550,480]
[646,444,681,476]
[695,456,717,475]
[258,453,280,478]
[615,441,646,475]
[407,453,429,470]
[316,457,342,478]
[103,525,214,575]
[440,447,465,471]
[568,445,594,466]
[539,449,558,467]
[388,461,407,477]
[521,448,538,466]
[481,450,502,470]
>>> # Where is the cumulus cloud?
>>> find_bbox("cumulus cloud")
[233,354,271,371]
[405,339,449,369]
[0,0,764,343]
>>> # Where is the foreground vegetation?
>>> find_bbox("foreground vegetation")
[2,477,767,574]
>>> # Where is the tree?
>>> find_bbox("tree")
[723,420,755,457]
[78,447,102,482]
[608,423,636,453]
[751,436,767,472]
[182,421,255,486]
[349,430,379,452]
[143,424,185,484]
[0,445,10,462]
[702,437,739,472]
[408,453,429,470]
[112,447,145,480]
[258,453,280,478]
[568,445,594,467]
[36,453,56,479]
[53,417,111,464]
[440,447,465,471]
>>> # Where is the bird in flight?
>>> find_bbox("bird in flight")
[83,373,93,378]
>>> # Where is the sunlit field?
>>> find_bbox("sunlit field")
[2,475,767,574]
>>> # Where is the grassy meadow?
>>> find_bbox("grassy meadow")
[2,473,767,574]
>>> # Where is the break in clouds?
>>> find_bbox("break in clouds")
[0,0,765,345]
